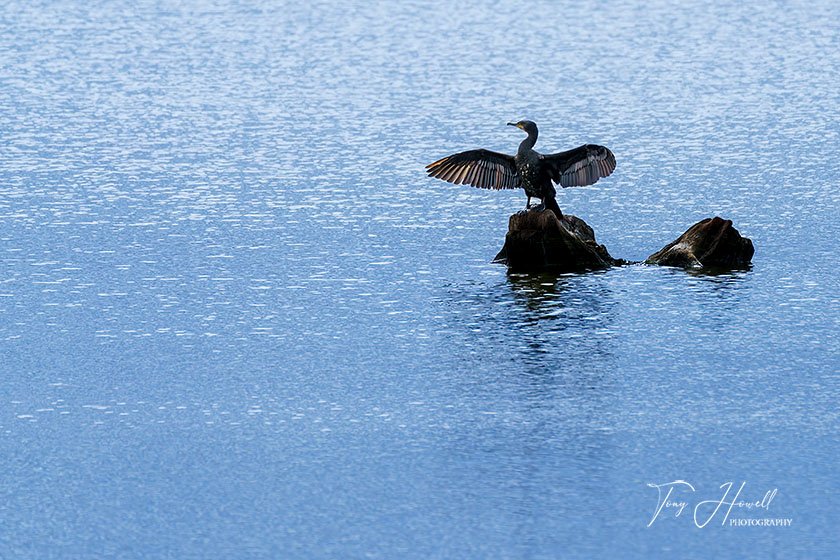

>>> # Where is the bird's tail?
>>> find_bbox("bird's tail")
[544,196,563,220]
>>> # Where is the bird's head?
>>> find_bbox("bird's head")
[507,120,538,136]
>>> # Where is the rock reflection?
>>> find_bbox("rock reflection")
[432,272,622,554]
[434,270,621,398]
[502,271,618,372]
[684,265,753,280]
[672,265,754,317]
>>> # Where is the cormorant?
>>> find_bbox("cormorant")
[426,120,616,218]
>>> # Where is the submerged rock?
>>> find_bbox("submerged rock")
[493,210,621,272]
[646,217,754,268]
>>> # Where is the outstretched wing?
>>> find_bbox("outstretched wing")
[426,149,520,190]
[542,144,616,188]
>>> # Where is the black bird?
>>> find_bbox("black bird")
[426,120,616,218]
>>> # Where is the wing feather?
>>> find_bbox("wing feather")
[477,162,488,188]
[542,144,616,188]
[426,149,520,190]
[440,165,456,182]
[455,164,470,185]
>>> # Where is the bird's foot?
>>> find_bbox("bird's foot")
[532,202,547,212]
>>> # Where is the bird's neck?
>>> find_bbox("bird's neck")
[518,130,537,153]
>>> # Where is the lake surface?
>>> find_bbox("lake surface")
[1,0,839,557]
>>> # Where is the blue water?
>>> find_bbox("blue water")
[1,0,839,557]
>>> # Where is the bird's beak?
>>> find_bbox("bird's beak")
[507,122,522,129]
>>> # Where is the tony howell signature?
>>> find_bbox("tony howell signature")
[646,480,788,528]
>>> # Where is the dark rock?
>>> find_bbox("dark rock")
[645,217,754,268]
[494,210,622,272]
